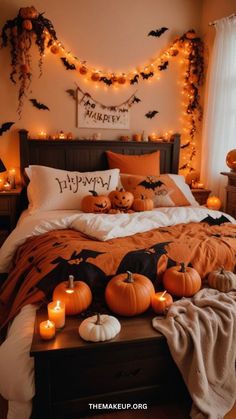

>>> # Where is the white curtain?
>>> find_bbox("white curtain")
[201,15,236,205]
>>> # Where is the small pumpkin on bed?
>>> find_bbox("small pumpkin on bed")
[81,190,111,213]
[78,313,121,342]
[163,262,201,297]
[109,188,134,212]
[132,195,154,212]
[53,275,92,315]
[208,267,236,292]
[105,270,155,316]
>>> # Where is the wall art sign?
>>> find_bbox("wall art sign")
[75,84,140,130]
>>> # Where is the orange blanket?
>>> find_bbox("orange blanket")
[0,221,236,328]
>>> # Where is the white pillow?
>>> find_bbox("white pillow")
[25,165,120,213]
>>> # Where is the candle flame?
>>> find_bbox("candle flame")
[160,290,167,301]
[66,289,74,294]
[46,320,53,328]
[55,300,61,310]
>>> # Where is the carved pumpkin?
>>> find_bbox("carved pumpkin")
[163,263,201,297]
[79,313,121,342]
[208,267,236,292]
[105,271,155,316]
[109,189,134,211]
[19,6,39,19]
[81,191,111,213]
[22,19,33,31]
[132,195,154,212]
[53,275,92,315]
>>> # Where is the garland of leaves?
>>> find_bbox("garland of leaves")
[0,6,204,173]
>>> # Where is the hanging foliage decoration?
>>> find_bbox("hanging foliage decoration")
[0,6,57,116]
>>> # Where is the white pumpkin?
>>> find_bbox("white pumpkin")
[208,267,236,292]
[78,313,121,342]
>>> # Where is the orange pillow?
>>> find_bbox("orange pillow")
[106,150,160,176]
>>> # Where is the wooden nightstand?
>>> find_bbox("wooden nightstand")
[221,172,236,218]
[191,188,211,205]
[0,186,22,240]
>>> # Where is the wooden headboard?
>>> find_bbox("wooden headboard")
[19,129,180,175]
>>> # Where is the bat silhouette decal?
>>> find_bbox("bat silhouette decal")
[100,77,112,86]
[145,110,159,119]
[148,27,169,37]
[138,179,165,190]
[130,74,139,84]
[0,122,15,136]
[30,99,50,110]
[158,61,169,71]
[140,71,154,80]
[201,215,231,226]
[61,57,76,70]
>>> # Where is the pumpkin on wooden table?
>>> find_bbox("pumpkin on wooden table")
[79,313,121,342]
[105,271,155,316]
[109,188,134,212]
[53,275,92,315]
[132,195,154,212]
[163,263,201,297]
[208,267,236,292]
[81,190,111,213]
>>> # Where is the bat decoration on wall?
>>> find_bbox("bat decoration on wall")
[30,99,50,110]
[181,141,190,149]
[145,110,159,119]
[138,179,165,190]
[132,96,141,104]
[66,89,77,100]
[0,121,15,136]
[148,27,169,37]
[130,74,139,85]
[201,215,231,226]
[140,71,154,80]
[100,77,113,86]
[158,61,169,71]
[61,57,76,70]
[179,163,195,171]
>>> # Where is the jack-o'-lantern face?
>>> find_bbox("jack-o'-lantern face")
[81,191,111,213]
[109,189,134,211]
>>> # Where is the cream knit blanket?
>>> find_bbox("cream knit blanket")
[152,288,236,419]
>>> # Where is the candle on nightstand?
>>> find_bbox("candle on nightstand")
[48,300,65,329]
[3,181,11,191]
[39,320,55,340]
[8,168,16,189]
[0,178,4,191]
[151,290,173,315]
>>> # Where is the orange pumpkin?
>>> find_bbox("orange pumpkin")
[19,6,39,19]
[79,65,88,75]
[105,271,155,316]
[163,263,201,297]
[22,19,33,31]
[118,75,126,84]
[109,188,134,211]
[20,64,30,74]
[206,196,221,210]
[81,190,111,213]
[53,275,92,315]
[50,45,60,54]
[132,195,154,212]
[91,72,100,81]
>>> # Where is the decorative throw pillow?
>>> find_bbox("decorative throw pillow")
[106,150,160,176]
[25,165,120,212]
[120,173,199,207]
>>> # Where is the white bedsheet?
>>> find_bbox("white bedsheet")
[0,206,235,419]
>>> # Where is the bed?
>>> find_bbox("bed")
[0,129,235,419]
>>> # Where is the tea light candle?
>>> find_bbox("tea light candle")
[48,300,65,329]
[151,290,173,315]
[148,132,157,142]
[8,168,16,189]
[39,320,55,340]
[38,130,47,139]
[3,181,11,191]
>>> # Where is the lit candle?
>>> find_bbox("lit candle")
[38,130,47,139]
[0,178,4,191]
[151,290,173,315]
[39,320,55,340]
[48,300,65,329]
[8,168,16,189]
[3,181,11,191]
[148,132,157,142]
[196,182,204,189]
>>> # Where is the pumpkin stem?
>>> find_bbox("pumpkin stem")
[95,313,101,325]
[89,190,98,196]
[68,275,74,289]
[220,266,225,274]
[180,262,186,273]
[125,271,134,283]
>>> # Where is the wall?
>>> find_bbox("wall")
[0,0,204,178]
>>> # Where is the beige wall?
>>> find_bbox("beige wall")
[0,0,204,177]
